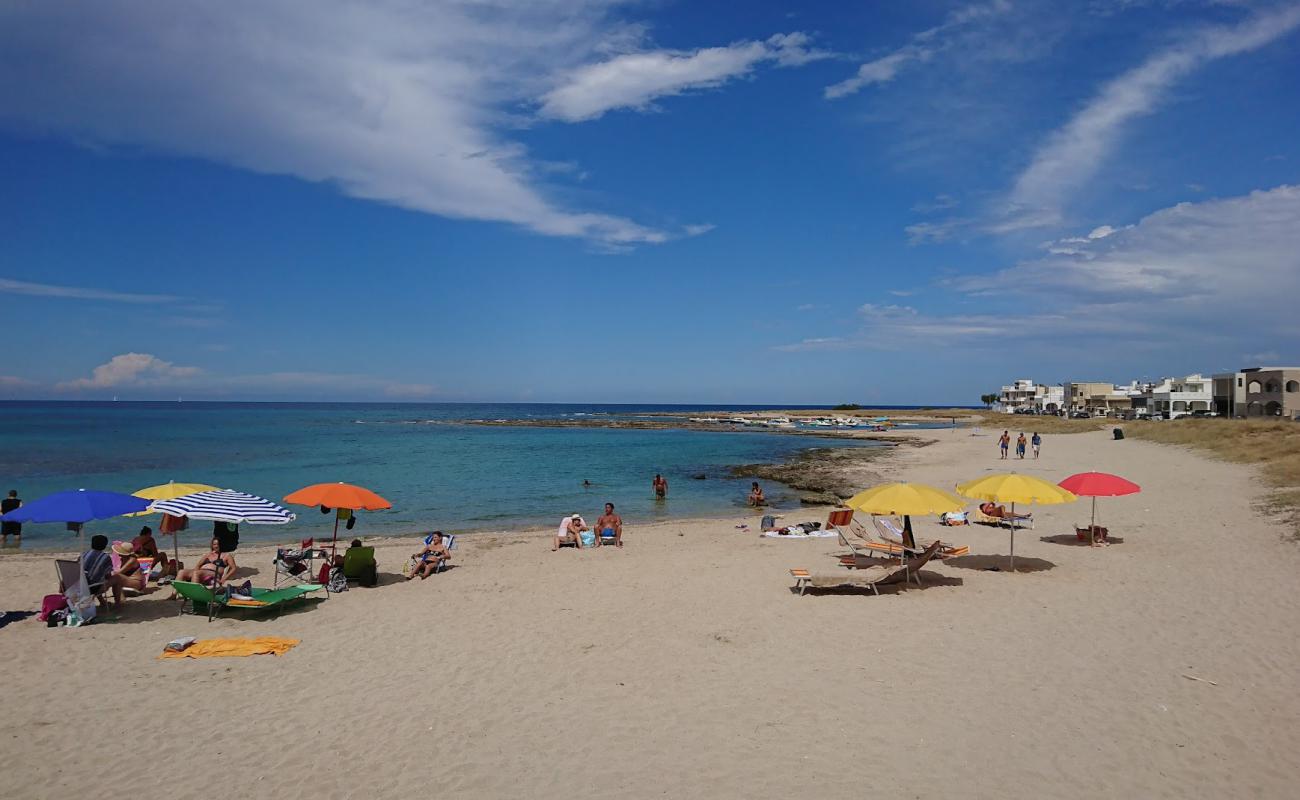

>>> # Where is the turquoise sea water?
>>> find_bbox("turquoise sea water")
[0,402,955,549]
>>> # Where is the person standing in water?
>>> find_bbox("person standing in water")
[652,473,668,499]
[1,490,21,547]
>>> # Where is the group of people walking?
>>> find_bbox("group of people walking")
[999,430,1042,460]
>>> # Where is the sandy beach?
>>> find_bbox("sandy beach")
[3,427,1300,799]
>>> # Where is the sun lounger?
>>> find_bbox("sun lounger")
[173,580,324,622]
[974,508,1034,529]
[835,514,969,567]
[791,541,943,595]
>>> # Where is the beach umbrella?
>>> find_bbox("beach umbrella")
[0,489,150,545]
[283,482,391,556]
[845,482,967,565]
[150,489,296,525]
[130,481,220,561]
[956,473,1078,571]
[1058,472,1141,546]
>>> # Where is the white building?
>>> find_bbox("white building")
[1141,374,1212,419]
[994,380,1064,414]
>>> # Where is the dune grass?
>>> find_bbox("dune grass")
[976,415,1113,435]
[1126,419,1300,535]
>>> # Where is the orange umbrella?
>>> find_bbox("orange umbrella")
[284,482,392,556]
[283,482,392,511]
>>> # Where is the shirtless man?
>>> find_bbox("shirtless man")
[652,474,667,499]
[595,503,623,548]
[177,537,236,586]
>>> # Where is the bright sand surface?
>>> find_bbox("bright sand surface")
[2,428,1299,799]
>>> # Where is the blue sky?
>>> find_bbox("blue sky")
[1,0,1298,404]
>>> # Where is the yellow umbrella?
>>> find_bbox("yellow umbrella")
[846,482,967,516]
[131,481,219,561]
[846,482,967,569]
[956,473,1077,571]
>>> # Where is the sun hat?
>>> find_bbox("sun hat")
[571,513,582,520]
[111,541,134,556]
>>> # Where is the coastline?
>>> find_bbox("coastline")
[4,427,1300,797]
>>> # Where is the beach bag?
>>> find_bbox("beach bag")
[327,567,348,593]
[39,594,67,622]
[580,530,596,548]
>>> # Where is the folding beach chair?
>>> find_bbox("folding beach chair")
[791,541,943,595]
[273,538,323,589]
[54,558,101,624]
[342,546,377,587]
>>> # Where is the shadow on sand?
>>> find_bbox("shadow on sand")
[789,570,964,596]
[1039,534,1125,547]
[941,554,1055,574]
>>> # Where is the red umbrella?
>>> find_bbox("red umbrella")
[1058,472,1141,544]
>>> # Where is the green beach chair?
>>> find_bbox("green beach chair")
[173,581,324,622]
[342,546,377,587]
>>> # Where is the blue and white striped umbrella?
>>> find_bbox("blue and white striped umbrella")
[150,489,296,525]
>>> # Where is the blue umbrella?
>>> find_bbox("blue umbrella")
[1,489,150,526]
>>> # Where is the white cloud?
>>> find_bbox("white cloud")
[973,185,1300,307]
[0,375,36,389]
[780,185,1300,356]
[1002,5,1300,229]
[539,32,828,122]
[825,1,1012,99]
[0,277,177,304]
[0,1,703,245]
[58,353,202,390]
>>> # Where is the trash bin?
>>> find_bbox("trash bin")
[1113,428,1124,440]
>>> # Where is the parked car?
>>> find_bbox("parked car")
[1188,410,1218,418]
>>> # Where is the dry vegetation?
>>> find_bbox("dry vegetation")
[973,414,1113,435]
[1126,419,1300,535]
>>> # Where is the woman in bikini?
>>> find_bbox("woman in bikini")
[111,541,147,593]
[177,537,236,586]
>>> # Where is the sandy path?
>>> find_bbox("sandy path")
[1,427,1298,799]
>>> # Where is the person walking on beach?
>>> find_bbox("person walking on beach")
[1,489,20,547]
[998,431,1010,460]
[652,473,668,499]
[1016,433,1027,459]
[1031,432,1042,459]
[596,503,623,548]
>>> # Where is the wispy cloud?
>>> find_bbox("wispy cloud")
[0,1,703,245]
[1001,5,1300,229]
[780,185,1300,356]
[0,277,177,304]
[825,1,1012,99]
[539,32,830,122]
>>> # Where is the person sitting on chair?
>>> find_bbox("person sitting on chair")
[81,534,124,608]
[408,531,451,579]
[131,525,174,576]
[177,537,236,586]
[553,514,586,551]
[595,503,623,548]
[111,541,148,594]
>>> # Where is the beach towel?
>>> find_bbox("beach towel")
[762,527,837,539]
[158,636,300,659]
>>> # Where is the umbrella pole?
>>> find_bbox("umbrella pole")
[1091,497,1098,546]
[331,514,340,562]
[1010,503,1016,572]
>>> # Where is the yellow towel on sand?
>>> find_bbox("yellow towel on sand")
[159,637,300,659]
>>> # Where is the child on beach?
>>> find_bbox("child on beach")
[1016,433,1027,459]
[999,431,1010,459]
[1032,432,1042,459]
